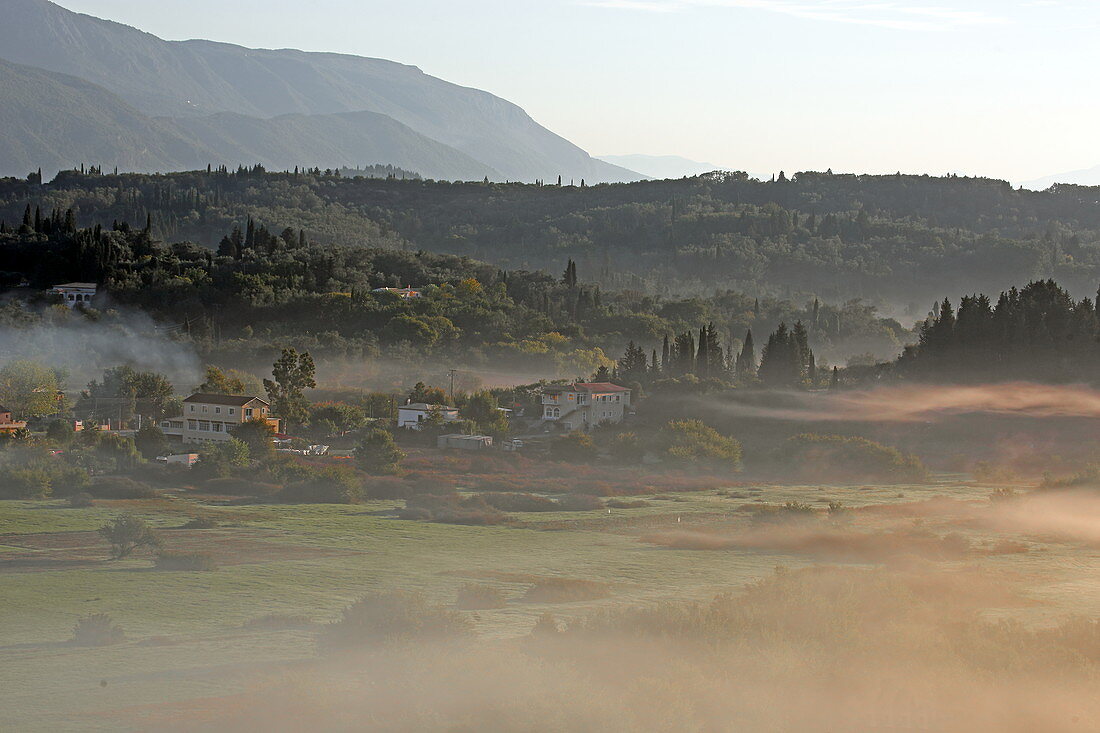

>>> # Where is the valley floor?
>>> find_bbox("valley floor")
[3,476,1099,730]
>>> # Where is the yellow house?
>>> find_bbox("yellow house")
[162,394,280,444]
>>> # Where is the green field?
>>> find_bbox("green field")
[4,477,1100,731]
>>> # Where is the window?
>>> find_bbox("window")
[189,405,195,413]
[215,407,221,414]
[229,408,235,415]
[198,421,210,431]
[202,405,208,413]
[187,420,197,430]
[212,423,223,432]
[245,408,253,418]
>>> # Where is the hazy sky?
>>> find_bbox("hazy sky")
[54,0,1100,183]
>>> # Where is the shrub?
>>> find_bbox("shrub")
[398,493,509,525]
[357,428,406,475]
[155,551,218,571]
[279,465,364,503]
[481,492,559,512]
[550,432,598,462]
[558,494,604,511]
[180,516,219,529]
[657,420,742,469]
[779,434,928,484]
[989,488,1019,502]
[98,514,161,559]
[68,492,94,508]
[49,465,91,496]
[608,431,645,463]
[201,477,281,497]
[72,614,125,646]
[317,591,470,654]
[87,476,159,500]
[455,583,508,610]
[0,467,52,498]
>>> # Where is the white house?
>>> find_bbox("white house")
[437,433,493,450]
[162,393,280,444]
[398,403,460,430]
[541,382,632,431]
[50,282,97,308]
[372,286,422,299]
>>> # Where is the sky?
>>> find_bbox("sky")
[53,0,1100,184]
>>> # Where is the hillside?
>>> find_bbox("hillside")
[0,58,213,174]
[4,169,1100,310]
[0,57,499,180]
[0,0,639,183]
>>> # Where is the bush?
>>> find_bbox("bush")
[778,434,928,484]
[398,493,509,525]
[68,492,94,508]
[0,467,52,499]
[98,514,161,559]
[87,476,159,499]
[657,420,742,469]
[317,591,470,654]
[155,551,218,571]
[357,428,406,475]
[201,477,281,497]
[558,494,604,511]
[455,583,508,610]
[608,431,645,463]
[550,432,598,462]
[481,492,559,512]
[278,465,364,503]
[180,516,219,529]
[72,614,125,646]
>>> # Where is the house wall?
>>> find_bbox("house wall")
[180,400,276,443]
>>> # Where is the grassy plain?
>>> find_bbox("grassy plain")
[3,475,1100,731]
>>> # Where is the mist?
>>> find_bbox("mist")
[704,382,1100,423]
[0,308,202,391]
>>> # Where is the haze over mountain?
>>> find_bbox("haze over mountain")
[597,154,724,181]
[0,0,638,182]
[1021,165,1100,191]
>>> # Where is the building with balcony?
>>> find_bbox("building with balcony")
[540,382,632,431]
[162,394,280,444]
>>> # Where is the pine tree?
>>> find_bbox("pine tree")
[736,329,756,382]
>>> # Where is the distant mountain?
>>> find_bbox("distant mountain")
[0,0,640,183]
[597,154,724,180]
[0,57,213,175]
[0,57,500,180]
[1020,165,1100,191]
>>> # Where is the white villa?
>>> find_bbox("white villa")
[50,282,97,308]
[397,403,460,430]
[372,286,422,299]
[541,382,632,431]
[161,393,280,444]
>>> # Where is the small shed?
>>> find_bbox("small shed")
[437,434,493,450]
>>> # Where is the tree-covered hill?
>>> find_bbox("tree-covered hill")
[3,168,1100,311]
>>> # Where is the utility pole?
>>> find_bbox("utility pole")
[448,369,458,405]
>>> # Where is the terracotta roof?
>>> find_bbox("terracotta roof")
[183,393,268,406]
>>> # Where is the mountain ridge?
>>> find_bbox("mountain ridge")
[0,0,640,183]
